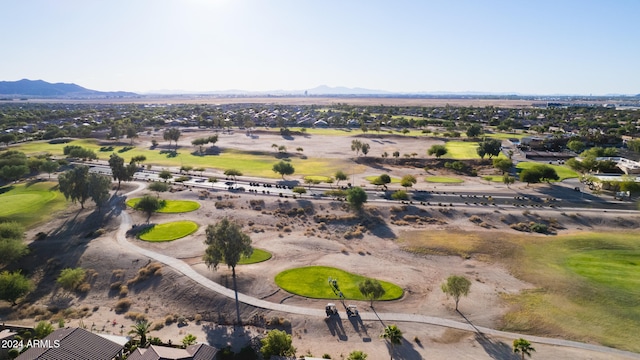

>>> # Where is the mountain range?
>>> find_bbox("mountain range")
[0,79,638,98]
[0,79,136,98]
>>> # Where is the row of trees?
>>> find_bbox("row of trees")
[0,150,60,182]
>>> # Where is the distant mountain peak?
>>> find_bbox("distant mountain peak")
[0,79,136,98]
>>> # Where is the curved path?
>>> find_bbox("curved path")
[117,183,640,359]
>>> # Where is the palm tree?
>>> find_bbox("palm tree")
[513,338,535,360]
[381,324,403,359]
[129,320,152,347]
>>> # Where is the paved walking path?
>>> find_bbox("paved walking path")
[117,183,640,359]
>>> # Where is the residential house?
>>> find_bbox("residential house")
[16,327,128,360]
[126,344,218,360]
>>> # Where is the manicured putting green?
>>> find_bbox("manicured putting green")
[238,248,272,265]
[138,221,198,242]
[425,176,464,183]
[0,182,67,227]
[126,198,200,213]
[275,266,403,300]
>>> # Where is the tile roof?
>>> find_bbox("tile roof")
[126,344,218,360]
[16,327,125,360]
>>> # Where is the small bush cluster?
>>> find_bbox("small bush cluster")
[214,201,234,209]
[127,262,162,286]
[510,221,550,234]
[114,298,132,313]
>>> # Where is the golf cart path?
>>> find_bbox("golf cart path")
[117,182,640,359]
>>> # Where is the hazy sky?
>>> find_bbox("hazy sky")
[2,0,639,95]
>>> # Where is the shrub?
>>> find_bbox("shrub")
[114,298,132,313]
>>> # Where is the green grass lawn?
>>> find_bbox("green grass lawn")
[14,139,353,179]
[304,175,333,182]
[126,198,200,213]
[400,229,640,352]
[237,248,272,265]
[424,176,464,183]
[138,220,198,242]
[274,266,403,301]
[481,175,506,183]
[442,141,507,160]
[515,162,578,181]
[0,182,67,227]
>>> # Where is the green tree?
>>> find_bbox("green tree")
[361,142,371,156]
[520,169,541,185]
[182,333,197,347]
[566,139,585,153]
[126,126,138,145]
[203,217,253,324]
[39,160,59,179]
[503,174,515,188]
[0,165,29,182]
[292,186,307,196]
[129,319,152,348]
[88,173,112,210]
[381,325,403,360]
[191,137,209,154]
[108,153,134,189]
[163,128,181,150]
[492,158,513,174]
[335,170,348,187]
[134,195,165,223]
[0,271,33,305]
[441,275,471,311]
[346,186,367,211]
[347,350,368,360]
[272,161,295,179]
[371,174,391,190]
[56,267,86,293]
[351,139,363,156]
[0,221,27,266]
[260,329,296,359]
[400,174,417,190]
[34,321,54,339]
[466,124,483,138]
[391,190,409,200]
[358,279,386,307]
[158,169,172,181]
[148,181,169,196]
[0,238,28,266]
[477,138,502,159]
[513,338,535,360]
[224,169,242,181]
[0,133,16,147]
[58,166,91,208]
[427,144,447,158]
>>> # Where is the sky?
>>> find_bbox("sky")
[2,0,639,95]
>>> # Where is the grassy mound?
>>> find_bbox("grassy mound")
[138,221,198,242]
[400,229,640,353]
[238,248,272,265]
[424,176,464,183]
[126,198,200,213]
[275,266,403,300]
[0,182,67,227]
